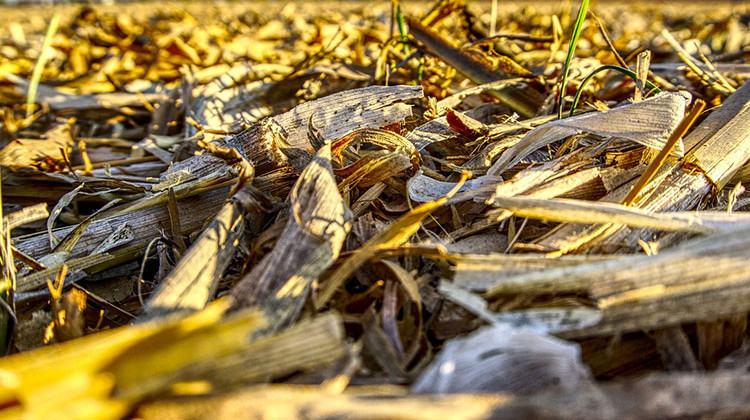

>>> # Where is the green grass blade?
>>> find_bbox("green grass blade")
[396,3,409,56]
[557,0,589,119]
[569,65,662,117]
[26,13,60,118]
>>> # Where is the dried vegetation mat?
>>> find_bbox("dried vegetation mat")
[1,0,750,418]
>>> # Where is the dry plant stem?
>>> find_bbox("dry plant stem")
[3,203,48,232]
[72,156,159,171]
[537,81,750,253]
[138,385,509,420]
[682,91,750,188]
[174,85,422,179]
[463,34,554,49]
[484,219,750,301]
[137,373,750,420]
[111,312,347,397]
[694,43,737,93]
[659,30,735,96]
[404,17,538,118]
[140,200,246,321]
[453,254,623,293]
[16,243,149,298]
[106,175,235,220]
[680,53,735,95]
[15,187,229,262]
[0,297,345,419]
[5,73,169,112]
[229,145,351,332]
[273,85,422,149]
[622,99,706,206]
[0,302,256,419]
[488,195,718,235]
[551,225,750,338]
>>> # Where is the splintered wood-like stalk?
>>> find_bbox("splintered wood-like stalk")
[137,373,750,420]
[488,195,718,235]
[622,99,706,206]
[536,81,750,254]
[405,17,539,118]
[140,201,247,321]
[230,144,351,332]
[14,187,230,287]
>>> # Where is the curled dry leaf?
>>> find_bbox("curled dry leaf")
[407,170,501,203]
[331,128,421,187]
[489,92,692,176]
[337,150,414,191]
[331,128,419,163]
[445,108,488,141]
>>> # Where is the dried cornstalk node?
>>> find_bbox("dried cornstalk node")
[167,85,424,181]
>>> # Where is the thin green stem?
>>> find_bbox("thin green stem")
[557,0,589,119]
[396,3,409,56]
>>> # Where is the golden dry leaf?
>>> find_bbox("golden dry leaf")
[0,119,74,171]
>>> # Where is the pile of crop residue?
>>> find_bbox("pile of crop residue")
[0,1,750,418]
